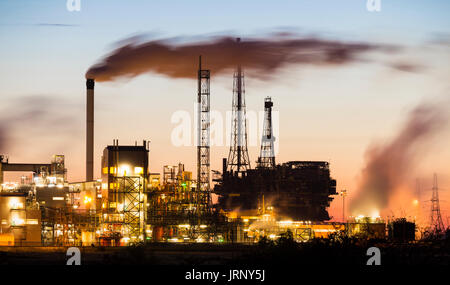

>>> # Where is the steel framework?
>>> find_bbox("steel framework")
[197,56,211,207]
[102,176,144,243]
[257,97,275,168]
[430,173,445,232]
[227,64,251,175]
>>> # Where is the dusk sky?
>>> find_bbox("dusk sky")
[1,0,449,223]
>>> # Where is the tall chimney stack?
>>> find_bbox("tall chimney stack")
[86,78,95,181]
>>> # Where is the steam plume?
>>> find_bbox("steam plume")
[349,100,448,216]
[86,33,378,81]
[0,95,80,153]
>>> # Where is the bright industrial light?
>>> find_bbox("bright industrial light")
[84,196,92,204]
[412,199,419,206]
[11,216,24,226]
[26,219,38,225]
[134,167,143,175]
[119,164,130,176]
[48,177,57,184]
[8,198,23,210]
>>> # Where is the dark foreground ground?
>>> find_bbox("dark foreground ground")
[1,237,449,266]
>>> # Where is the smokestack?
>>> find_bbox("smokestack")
[86,78,95,181]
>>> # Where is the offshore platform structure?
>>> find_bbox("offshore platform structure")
[216,68,337,220]
[197,56,211,209]
[226,38,251,176]
[430,173,445,232]
[256,97,275,169]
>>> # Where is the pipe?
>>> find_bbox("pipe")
[86,78,95,181]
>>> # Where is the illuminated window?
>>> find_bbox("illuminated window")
[9,199,24,210]
[26,219,39,225]
[48,177,57,184]
[134,167,143,175]
[11,216,24,226]
[119,165,130,176]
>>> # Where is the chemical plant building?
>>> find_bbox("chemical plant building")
[0,50,412,246]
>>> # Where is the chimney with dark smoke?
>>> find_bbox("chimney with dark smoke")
[349,100,449,217]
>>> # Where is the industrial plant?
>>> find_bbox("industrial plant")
[0,46,446,248]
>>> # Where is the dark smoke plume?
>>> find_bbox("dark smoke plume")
[349,100,448,216]
[0,95,81,153]
[86,33,379,81]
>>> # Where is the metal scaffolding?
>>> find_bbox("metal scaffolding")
[197,56,211,207]
[257,97,275,169]
[430,173,445,232]
[227,48,251,175]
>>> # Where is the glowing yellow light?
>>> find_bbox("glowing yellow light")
[134,167,143,175]
[8,199,23,210]
[119,165,130,176]
[84,196,92,204]
[412,199,419,206]
[48,177,57,184]
[11,216,24,226]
